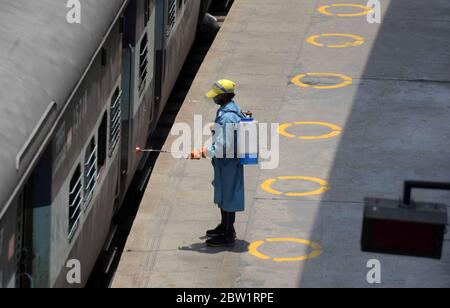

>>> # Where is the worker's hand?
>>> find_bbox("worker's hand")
[187,148,207,160]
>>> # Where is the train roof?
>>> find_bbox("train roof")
[0,0,127,217]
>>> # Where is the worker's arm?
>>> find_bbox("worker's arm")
[205,122,224,159]
[189,112,239,160]
[206,113,239,159]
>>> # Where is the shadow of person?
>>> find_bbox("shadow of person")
[178,239,250,254]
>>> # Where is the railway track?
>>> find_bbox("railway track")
[86,2,234,288]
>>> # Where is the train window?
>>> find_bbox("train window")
[166,0,177,37]
[84,137,97,207]
[69,165,83,241]
[98,112,107,171]
[138,35,149,97]
[110,88,121,156]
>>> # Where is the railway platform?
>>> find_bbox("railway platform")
[112,0,450,288]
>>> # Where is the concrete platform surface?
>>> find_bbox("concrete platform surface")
[112,0,450,288]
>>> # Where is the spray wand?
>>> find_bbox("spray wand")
[136,147,191,156]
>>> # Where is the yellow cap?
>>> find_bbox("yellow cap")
[206,79,236,99]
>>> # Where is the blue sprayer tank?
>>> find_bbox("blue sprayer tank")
[238,114,259,165]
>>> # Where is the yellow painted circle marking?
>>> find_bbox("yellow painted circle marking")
[249,238,323,262]
[261,176,330,197]
[291,73,353,89]
[278,122,342,140]
[318,4,373,17]
[306,33,365,48]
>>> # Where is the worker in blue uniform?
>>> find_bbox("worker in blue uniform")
[189,79,245,247]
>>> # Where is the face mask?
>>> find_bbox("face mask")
[213,96,222,105]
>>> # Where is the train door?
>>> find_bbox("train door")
[119,1,137,195]
[134,0,155,147]
[120,0,156,198]
[121,46,133,177]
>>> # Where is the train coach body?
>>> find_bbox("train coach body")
[0,0,212,288]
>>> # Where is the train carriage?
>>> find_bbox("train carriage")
[0,0,214,288]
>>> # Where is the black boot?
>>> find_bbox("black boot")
[206,234,236,247]
[206,224,224,237]
[206,210,236,247]
[206,208,225,237]
[206,209,236,238]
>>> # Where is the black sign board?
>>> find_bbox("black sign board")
[362,181,449,259]
[362,198,447,259]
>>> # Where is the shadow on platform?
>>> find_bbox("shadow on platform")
[179,239,250,254]
[298,0,450,287]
